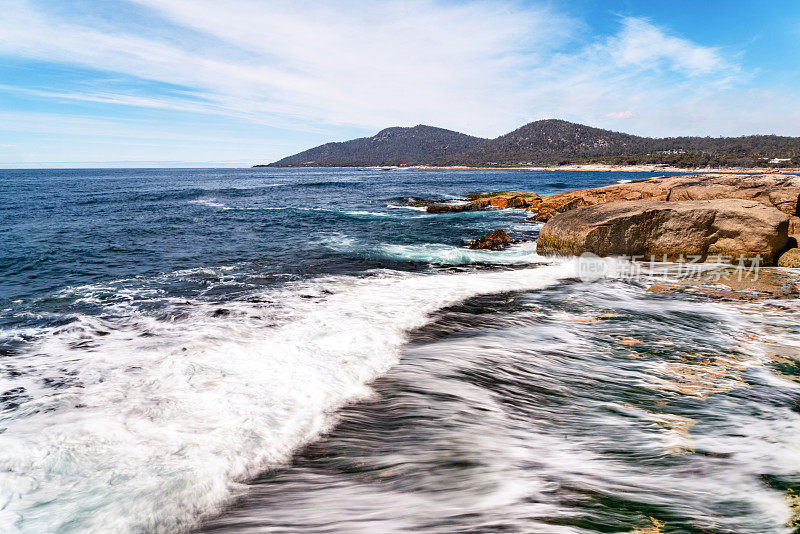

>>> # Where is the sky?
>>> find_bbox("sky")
[1,0,799,167]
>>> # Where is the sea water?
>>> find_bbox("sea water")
[1,168,799,533]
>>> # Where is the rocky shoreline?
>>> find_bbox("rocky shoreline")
[262,164,800,175]
[426,173,800,267]
[427,173,800,300]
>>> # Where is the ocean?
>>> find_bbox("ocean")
[1,168,799,533]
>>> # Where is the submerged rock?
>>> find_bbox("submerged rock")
[648,267,800,300]
[537,199,789,265]
[468,229,514,250]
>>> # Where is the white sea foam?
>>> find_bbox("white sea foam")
[190,201,422,219]
[386,204,429,212]
[343,210,391,217]
[187,202,341,215]
[321,234,545,266]
[511,222,543,231]
[189,199,230,209]
[376,241,544,265]
[0,262,577,533]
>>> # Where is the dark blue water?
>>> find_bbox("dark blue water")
[1,168,632,299]
[1,168,799,533]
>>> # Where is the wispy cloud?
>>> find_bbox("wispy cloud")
[605,110,634,120]
[0,0,577,136]
[607,17,728,76]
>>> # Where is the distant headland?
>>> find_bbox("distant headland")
[256,119,800,171]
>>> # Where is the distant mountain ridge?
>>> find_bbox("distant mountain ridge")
[261,119,800,168]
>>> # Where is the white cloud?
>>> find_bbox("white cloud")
[605,110,634,120]
[608,17,727,76]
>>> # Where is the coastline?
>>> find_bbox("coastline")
[257,163,800,174]
[424,172,800,269]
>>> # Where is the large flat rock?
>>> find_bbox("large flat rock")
[537,199,789,265]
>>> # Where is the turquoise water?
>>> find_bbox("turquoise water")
[1,168,799,533]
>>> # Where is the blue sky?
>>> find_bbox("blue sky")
[1,0,799,167]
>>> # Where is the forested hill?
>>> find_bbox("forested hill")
[260,119,800,168]
[267,125,486,167]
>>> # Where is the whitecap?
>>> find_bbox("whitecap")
[386,204,429,212]
[188,199,230,209]
[343,210,391,217]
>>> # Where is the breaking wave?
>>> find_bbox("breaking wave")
[0,263,575,532]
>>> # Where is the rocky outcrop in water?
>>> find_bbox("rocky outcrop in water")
[465,192,542,208]
[536,199,789,265]
[468,229,514,250]
[426,199,490,213]
[426,192,540,213]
